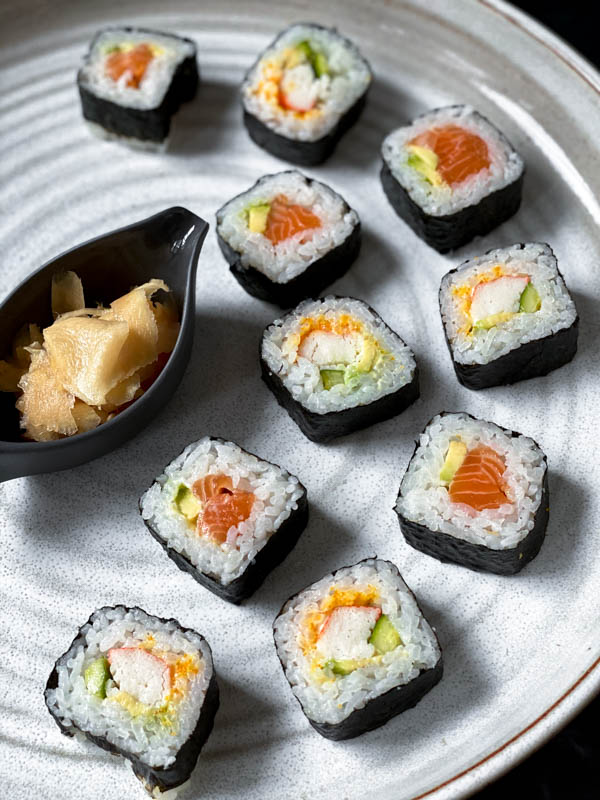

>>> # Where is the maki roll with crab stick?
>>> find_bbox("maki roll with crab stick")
[140,437,308,604]
[395,412,549,575]
[44,606,219,798]
[241,23,372,165]
[273,558,442,740]
[381,105,524,252]
[216,171,361,307]
[260,296,419,443]
[78,27,198,149]
[439,242,578,389]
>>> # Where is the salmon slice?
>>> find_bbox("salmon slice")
[264,195,321,245]
[105,44,154,88]
[192,473,255,544]
[449,444,508,511]
[410,125,491,186]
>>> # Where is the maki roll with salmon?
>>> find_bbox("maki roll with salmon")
[381,105,524,252]
[140,437,308,603]
[216,171,361,307]
[261,296,419,442]
[395,412,549,575]
[242,24,371,165]
[45,606,219,797]
[439,242,578,388]
[273,558,442,740]
[78,27,198,148]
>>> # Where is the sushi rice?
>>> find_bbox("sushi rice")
[140,438,305,586]
[396,412,547,550]
[216,171,358,284]
[242,23,371,142]
[261,296,417,414]
[382,105,524,216]
[45,607,212,769]
[440,242,578,366]
[273,559,440,725]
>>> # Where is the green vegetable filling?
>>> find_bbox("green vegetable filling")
[406,145,444,187]
[84,657,110,699]
[295,40,330,77]
[369,614,402,654]
[320,369,345,390]
[325,658,360,675]
[519,283,541,313]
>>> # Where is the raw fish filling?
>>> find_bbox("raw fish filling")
[441,442,510,512]
[245,194,321,244]
[408,125,491,188]
[173,473,256,546]
[105,43,155,88]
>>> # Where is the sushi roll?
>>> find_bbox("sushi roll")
[78,27,198,148]
[273,558,442,740]
[44,606,219,797]
[140,437,308,604]
[439,242,579,389]
[395,412,549,575]
[261,296,419,443]
[216,171,361,307]
[241,24,371,165]
[381,105,524,252]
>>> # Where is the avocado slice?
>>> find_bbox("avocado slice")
[519,283,541,313]
[174,484,202,522]
[295,40,330,76]
[320,369,345,390]
[368,614,402,654]
[356,337,377,373]
[313,52,330,77]
[473,311,516,330]
[406,144,444,187]
[84,657,110,698]
[247,204,270,234]
[439,440,467,483]
[325,658,360,676]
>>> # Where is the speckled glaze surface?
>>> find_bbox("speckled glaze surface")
[1,1,599,799]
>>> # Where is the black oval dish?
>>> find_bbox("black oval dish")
[0,207,208,483]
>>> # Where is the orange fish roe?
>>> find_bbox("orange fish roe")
[449,444,509,511]
[105,44,154,88]
[192,473,255,544]
[298,313,364,342]
[410,125,491,186]
[264,195,321,245]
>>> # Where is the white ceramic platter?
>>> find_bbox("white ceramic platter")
[1,1,599,798]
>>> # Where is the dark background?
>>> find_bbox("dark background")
[473,4,598,799]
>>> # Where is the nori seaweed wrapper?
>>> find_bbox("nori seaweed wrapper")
[44,606,219,795]
[78,27,198,143]
[217,214,361,309]
[380,161,524,253]
[140,441,309,604]
[260,299,420,443]
[439,246,579,389]
[273,558,443,741]
[395,413,550,575]
[243,93,368,166]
